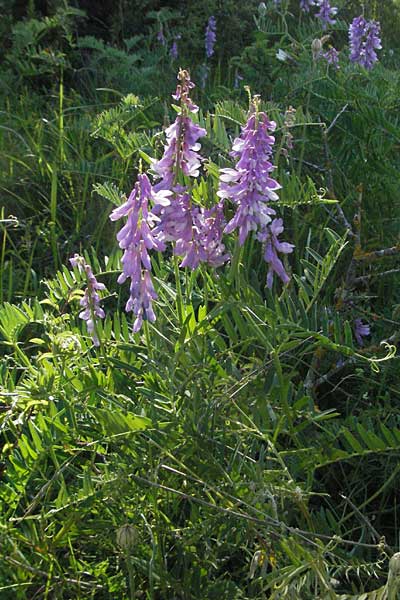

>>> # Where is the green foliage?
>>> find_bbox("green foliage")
[0,0,400,597]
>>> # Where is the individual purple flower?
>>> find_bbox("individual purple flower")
[218,109,281,245]
[257,219,294,288]
[315,0,337,29]
[354,318,370,346]
[69,254,105,346]
[205,16,217,58]
[300,0,316,12]
[349,16,382,70]
[110,173,170,332]
[323,47,340,68]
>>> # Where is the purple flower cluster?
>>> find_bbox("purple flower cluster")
[69,254,105,346]
[354,318,370,346]
[151,69,228,271]
[315,0,337,29]
[349,16,382,70]
[218,107,293,287]
[205,16,217,58]
[110,174,170,332]
[107,69,229,332]
[152,116,206,191]
[323,47,340,68]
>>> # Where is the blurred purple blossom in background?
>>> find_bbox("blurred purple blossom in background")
[157,26,165,45]
[315,0,337,28]
[354,318,370,346]
[170,35,181,59]
[300,0,316,12]
[205,16,217,58]
[69,254,105,346]
[349,16,382,69]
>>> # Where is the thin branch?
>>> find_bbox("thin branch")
[326,103,349,135]
[354,268,400,284]
[131,473,392,553]
[354,245,400,261]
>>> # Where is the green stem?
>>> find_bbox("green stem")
[174,253,184,327]
[125,554,136,600]
[229,240,243,293]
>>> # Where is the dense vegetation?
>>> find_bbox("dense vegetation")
[1,0,400,598]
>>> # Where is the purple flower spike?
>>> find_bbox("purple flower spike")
[315,0,337,29]
[218,104,293,286]
[258,219,294,288]
[300,0,316,12]
[354,318,370,346]
[69,254,105,346]
[349,16,382,70]
[152,70,206,193]
[218,110,281,245]
[205,16,217,58]
[110,173,169,332]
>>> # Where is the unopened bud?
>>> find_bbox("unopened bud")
[311,38,323,61]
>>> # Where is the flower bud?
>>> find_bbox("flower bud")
[311,38,323,61]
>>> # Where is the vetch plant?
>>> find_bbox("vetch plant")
[104,70,294,333]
